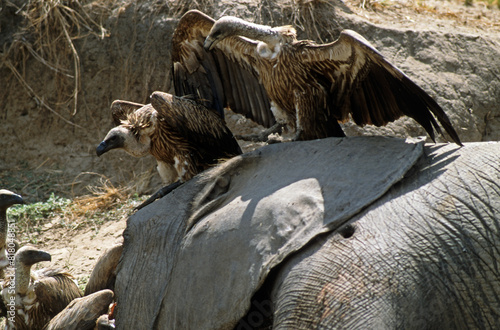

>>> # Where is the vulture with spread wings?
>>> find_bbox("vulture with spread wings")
[172,10,462,145]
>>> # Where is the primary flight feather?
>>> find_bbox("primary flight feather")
[172,10,462,145]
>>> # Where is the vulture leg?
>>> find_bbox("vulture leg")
[134,181,184,211]
[234,123,283,142]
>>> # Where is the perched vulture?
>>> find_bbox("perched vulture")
[96,91,242,208]
[0,189,23,277]
[43,289,114,330]
[172,10,462,144]
[1,246,82,330]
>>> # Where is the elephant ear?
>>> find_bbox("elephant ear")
[114,136,425,329]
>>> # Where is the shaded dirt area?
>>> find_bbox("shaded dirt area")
[0,0,499,288]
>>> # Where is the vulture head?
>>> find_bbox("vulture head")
[204,15,296,56]
[0,190,24,271]
[204,16,245,51]
[0,190,24,210]
[14,246,52,295]
[96,104,157,158]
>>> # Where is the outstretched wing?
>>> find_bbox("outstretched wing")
[301,30,461,145]
[150,92,242,164]
[172,10,275,128]
[110,100,144,126]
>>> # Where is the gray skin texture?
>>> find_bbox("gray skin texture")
[270,142,500,329]
[114,137,499,329]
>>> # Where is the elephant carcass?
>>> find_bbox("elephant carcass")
[114,136,426,329]
[271,141,500,329]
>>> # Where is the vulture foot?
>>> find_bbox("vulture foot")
[235,123,282,142]
[134,181,183,211]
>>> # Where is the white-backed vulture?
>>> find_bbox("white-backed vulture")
[43,289,114,330]
[172,10,462,145]
[96,91,242,209]
[1,246,82,330]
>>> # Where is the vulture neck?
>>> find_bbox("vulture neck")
[236,21,281,45]
[227,19,291,58]
[0,208,7,252]
[15,261,33,296]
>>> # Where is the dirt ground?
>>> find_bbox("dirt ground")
[2,0,499,290]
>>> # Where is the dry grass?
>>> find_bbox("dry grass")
[72,173,129,215]
[0,0,111,124]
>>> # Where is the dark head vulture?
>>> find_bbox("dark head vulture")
[2,246,82,330]
[97,92,243,209]
[97,91,242,184]
[173,10,462,145]
[0,189,24,276]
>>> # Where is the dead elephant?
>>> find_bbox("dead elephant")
[113,136,500,329]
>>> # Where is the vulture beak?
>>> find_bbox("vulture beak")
[18,247,52,266]
[203,37,216,51]
[96,141,110,157]
[0,190,25,208]
[96,132,125,157]
[31,250,52,264]
[7,193,24,206]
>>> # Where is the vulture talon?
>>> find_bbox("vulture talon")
[134,181,183,211]
[235,123,283,142]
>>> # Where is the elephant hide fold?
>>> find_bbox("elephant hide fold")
[270,141,500,329]
[115,136,425,329]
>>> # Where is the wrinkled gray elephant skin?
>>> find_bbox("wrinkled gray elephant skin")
[271,141,500,329]
[114,136,499,329]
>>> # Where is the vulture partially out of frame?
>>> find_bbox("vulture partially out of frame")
[0,189,23,318]
[96,92,242,209]
[43,289,114,330]
[172,10,462,145]
[0,190,24,277]
[1,246,82,330]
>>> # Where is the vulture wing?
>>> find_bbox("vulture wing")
[150,92,242,164]
[110,100,144,126]
[44,289,114,330]
[172,10,275,128]
[300,30,462,145]
[34,269,82,307]
[84,244,123,296]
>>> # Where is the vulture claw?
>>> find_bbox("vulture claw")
[134,181,184,211]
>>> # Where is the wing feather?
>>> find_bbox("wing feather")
[172,10,275,127]
[110,100,144,126]
[150,92,242,164]
[301,30,461,144]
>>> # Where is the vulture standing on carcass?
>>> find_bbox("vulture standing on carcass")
[172,10,462,145]
[1,246,82,330]
[96,91,242,209]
